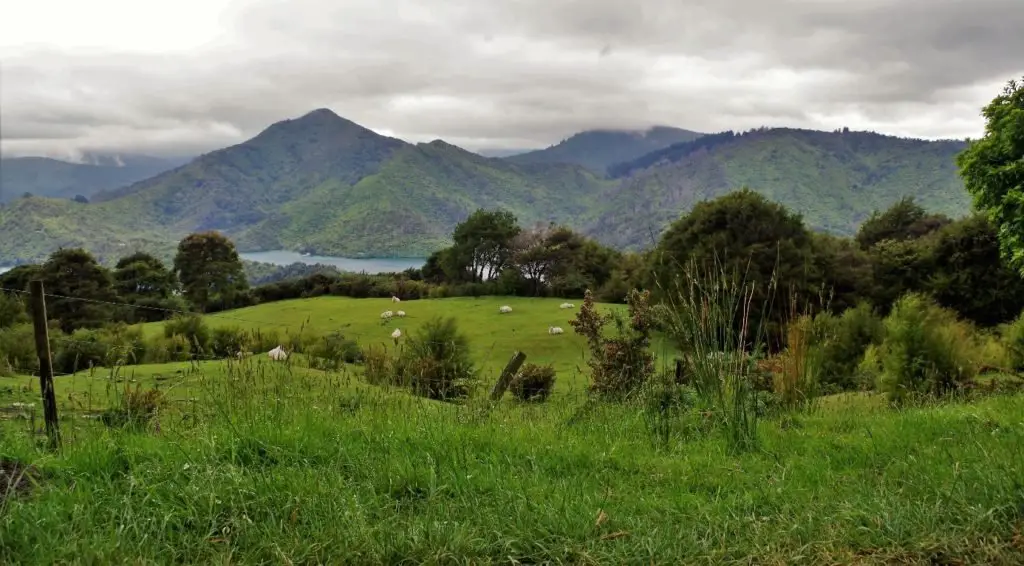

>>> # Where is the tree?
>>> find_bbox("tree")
[957,77,1024,273]
[173,232,249,312]
[855,196,951,250]
[114,252,182,322]
[38,248,117,332]
[512,223,558,295]
[451,209,521,282]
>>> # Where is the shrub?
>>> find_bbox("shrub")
[163,314,210,356]
[569,288,655,399]
[144,334,192,364]
[52,325,145,374]
[1002,311,1024,371]
[510,363,557,402]
[308,332,363,371]
[100,383,164,430]
[396,316,477,400]
[0,323,39,376]
[808,303,885,393]
[209,326,251,358]
[361,344,393,386]
[249,328,282,354]
[874,293,980,404]
[772,314,819,409]
[0,292,27,329]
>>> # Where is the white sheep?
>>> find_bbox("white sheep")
[499,305,512,314]
[380,310,394,320]
[392,296,401,303]
[559,302,575,309]
[391,328,402,339]
[396,310,406,317]
[268,345,288,361]
[235,349,252,360]
[548,326,564,335]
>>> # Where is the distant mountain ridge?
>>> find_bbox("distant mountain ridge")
[504,126,704,173]
[0,110,973,265]
[0,153,187,203]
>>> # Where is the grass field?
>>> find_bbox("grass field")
[141,295,677,392]
[2,296,1024,563]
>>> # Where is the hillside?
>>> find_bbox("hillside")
[0,154,184,203]
[505,126,704,173]
[584,128,973,249]
[0,109,611,263]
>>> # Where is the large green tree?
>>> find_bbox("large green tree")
[855,197,951,250]
[38,248,118,332]
[451,209,521,282]
[114,252,182,322]
[957,77,1024,273]
[173,232,249,312]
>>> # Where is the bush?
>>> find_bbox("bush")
[569,288,655,399]
[395,316,477,400]
[361,344,393,386]
[53,325,145,374]
[510,363,557,402]
[1002,311,1024,371]
[209,326,251,358]
[308,332,363,371]
[101,383,164,430]
[808,303,885,393]
[0,292,27,329]
[872,293,980,404]
[144,334,192,364]
[163,314,210,356]
[0,323,39,376]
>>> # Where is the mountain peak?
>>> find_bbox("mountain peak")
[298,107,343,121]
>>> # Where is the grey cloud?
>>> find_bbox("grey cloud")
[1,0,1022,158]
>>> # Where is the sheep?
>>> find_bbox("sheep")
[380,310,394,320]
[548,326,564,335]
[396,310,406,317]
[235,349,252,360]
[499,305,512,314]
[392,296,401,303]
[391,328,402,339]
[268,345,288,361]
[559,302,575,309]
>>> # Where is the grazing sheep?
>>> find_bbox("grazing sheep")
[268,345,288,361]
[392,296,401,303]
[548,326,564,335]
[499,305,512,314]
[559,302,575,309]
[396,310,406,317]
[381,310,394,320]
[391,328,402,339]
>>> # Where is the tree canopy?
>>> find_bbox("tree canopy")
[173,231,249,312]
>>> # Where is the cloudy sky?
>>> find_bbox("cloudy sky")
[2,0,1022,160]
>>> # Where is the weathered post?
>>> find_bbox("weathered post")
[489,351,527,401]
[28,280,61,449]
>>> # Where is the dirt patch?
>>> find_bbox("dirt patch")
[0,456,42,503]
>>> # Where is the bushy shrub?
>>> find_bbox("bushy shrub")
[53,325,145,374]
[395,316,477,400]
[163,314,210,356]
[510,363,557,402]
[143,334,192,364]
[808,303,885,393]
[361,344,393,386]
[0,292,28,329]
[249,328,282,354]
[101,383,164,430]
[871,293,980,404]
[569,288,655,399]
[0,323,39,376]
[209,326,251,358]
[307,332,362,371]
[1001,311,1024,371]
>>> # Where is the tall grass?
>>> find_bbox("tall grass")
[656,258,777,452]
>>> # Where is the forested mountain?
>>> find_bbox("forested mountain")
[0,153,185,203]
[504,126,704,173]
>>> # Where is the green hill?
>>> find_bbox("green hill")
[583,128,973,249]
[505,126,704,173]
[0,154,183,204]
[0,109,611,263]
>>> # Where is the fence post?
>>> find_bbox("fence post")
[29,280,61,449]
[489,351,527,401]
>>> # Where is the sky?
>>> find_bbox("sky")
[1,0,1022,160]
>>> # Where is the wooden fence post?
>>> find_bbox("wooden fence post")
[29,280,60,449]
[489,351,527,401]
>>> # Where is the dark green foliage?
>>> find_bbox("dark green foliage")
[114,252,182,322]
[0,323,38,376]
[52,325,146,374]
[1001,312,1024,371]
[174,232,250,312]
[807,233,875,313]
[866,238,933,313]
[163,314,211,356]
[38,248,118,333]
[509,363,557,403]
[450,209,521,282]
[956,76,1024,273]
[855,196,952,249]
[0,264,41,293]
[924,214,1024,326]
[569,289,655,399]
[0,291,27,329]
[209,326,251,358]
[808,303,885,392]
[396,316,477,400]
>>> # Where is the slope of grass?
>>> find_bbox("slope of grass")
[1,369,1021,564]
[140,296,671,392]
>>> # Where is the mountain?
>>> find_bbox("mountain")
[0,109,611,264]
[0,154,186,204]
[474,148,537,158]
[583,128,973,249]
[505,126,704,173]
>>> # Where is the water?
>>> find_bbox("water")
[239,250,426,274]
